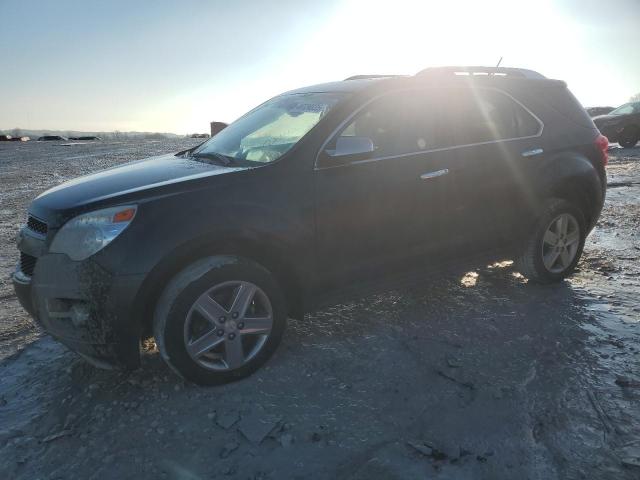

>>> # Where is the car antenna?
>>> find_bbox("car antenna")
[496,56,503,67]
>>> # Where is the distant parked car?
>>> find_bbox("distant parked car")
[68,136,101,141]
[190,133,210,139]
[9,136,30,142]
[37,135,67,141]
[593,102,640,148]
[586,106,614,117]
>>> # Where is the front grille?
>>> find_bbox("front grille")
[27,215,48,236]
[20,252,37,277]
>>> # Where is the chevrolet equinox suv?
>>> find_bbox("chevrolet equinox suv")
[14,66,608,385]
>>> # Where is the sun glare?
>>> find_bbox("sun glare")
[301,0,569,77]
[161,0,610,134]
[179,0,577,134]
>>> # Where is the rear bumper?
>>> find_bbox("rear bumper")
[12,252,145,370]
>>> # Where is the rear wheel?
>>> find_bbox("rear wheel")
[619,126,639,148]
[153,256,287,385]
[516,199,586,283]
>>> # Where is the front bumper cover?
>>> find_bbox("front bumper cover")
[12,247,144,370]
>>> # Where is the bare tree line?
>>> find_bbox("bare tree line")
[0,128,171,140]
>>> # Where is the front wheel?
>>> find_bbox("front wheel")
[516,199,586,284]
[153,256,287,385]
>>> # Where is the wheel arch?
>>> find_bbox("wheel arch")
[538,152,604,231]
[620,123,640,144]
[134,232,308,339]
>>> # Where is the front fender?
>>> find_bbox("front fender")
[131,227,310,335]
[103,192,314,333]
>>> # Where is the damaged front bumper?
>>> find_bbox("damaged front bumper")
[13,228,144,369]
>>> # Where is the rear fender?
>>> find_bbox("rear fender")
[536,152,604,231]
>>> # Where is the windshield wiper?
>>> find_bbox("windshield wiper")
[190,151,235,166]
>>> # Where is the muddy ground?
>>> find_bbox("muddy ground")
[0,139,639,480]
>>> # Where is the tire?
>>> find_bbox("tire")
[153,256,287,385]
[515,199,586,284]
[619,126,639,149]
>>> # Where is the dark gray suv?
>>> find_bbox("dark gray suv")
[14,66,608,385]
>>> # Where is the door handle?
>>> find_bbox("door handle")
[420,168,449,180]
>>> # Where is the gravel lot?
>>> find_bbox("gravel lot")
[0,139,639,479]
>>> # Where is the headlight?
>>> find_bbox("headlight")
[49,205,137,261]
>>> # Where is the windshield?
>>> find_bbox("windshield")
[610,102,639,115]
[192,92,345,164]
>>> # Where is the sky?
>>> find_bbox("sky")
[1,0,639,134]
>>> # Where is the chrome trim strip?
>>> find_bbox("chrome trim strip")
[420,168,449,180]
[314,86,544,171]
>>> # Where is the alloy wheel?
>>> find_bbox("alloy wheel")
[183,281,273,371]
[541,213,580,273]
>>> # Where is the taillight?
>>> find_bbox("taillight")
[595,134,609,166]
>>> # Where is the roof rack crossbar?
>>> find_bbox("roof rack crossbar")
[416,66,546,80]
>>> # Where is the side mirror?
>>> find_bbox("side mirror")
[319,136,375,168]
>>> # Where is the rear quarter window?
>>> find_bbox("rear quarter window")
[528,83,594,130]
[440,88,541,147]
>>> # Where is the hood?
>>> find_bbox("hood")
[31,153,245,218]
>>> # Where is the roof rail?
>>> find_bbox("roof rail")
[416,66,546,80]
[343,74,401,81]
